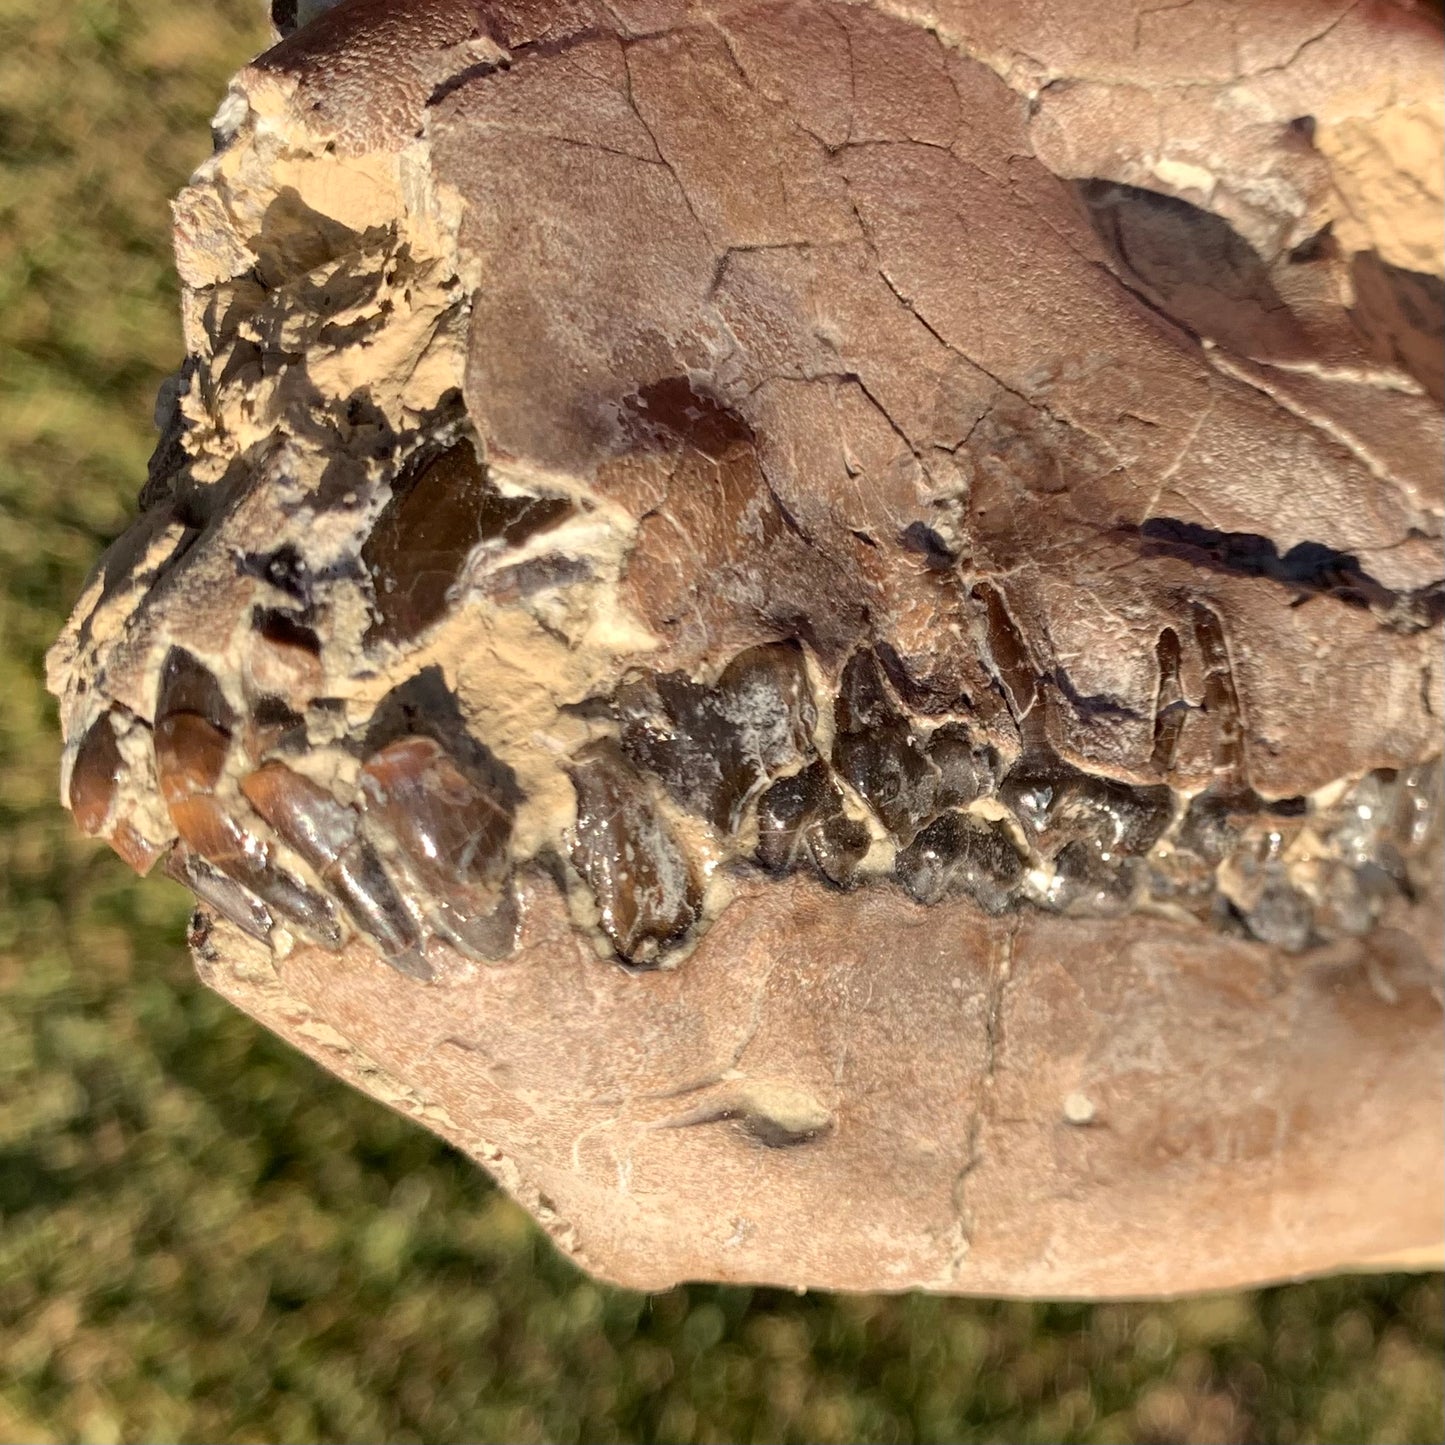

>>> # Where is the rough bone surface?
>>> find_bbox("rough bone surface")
[48,0,1444,1295]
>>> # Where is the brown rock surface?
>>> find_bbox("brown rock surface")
[49,0,1443,1295]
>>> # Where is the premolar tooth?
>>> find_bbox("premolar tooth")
[568,739,700,966]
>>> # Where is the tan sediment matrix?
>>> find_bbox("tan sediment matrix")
[49,0,1444,1296]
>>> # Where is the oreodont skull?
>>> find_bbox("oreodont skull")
[48,0,1444,1296]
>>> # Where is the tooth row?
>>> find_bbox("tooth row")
[573,640,1441,963]
[68,632,1440,977]
[71,648,519,980]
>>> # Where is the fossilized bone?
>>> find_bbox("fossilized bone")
[49,0,1443,1295]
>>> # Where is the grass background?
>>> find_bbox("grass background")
[0,2,1440,1441]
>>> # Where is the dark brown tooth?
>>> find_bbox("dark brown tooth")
[833,720,938,843]
[895,811,1025,914]
[164,846,273,942]
[359,737,513,895]
[568,739,700,965]
[70,710,125,834]
[756,763,832,873]
[154,650,234,806]
[156,648,235,733]
[1177,785,1279,865]
[429,885,521,962]
[808,812,871,889]
[755,761,868,888]
[1314,860,1393,939]
[1177,788,1244,864]
[71,701,163,875]
[927,724,998,810]
[241,761,424,967]
[1239,870,1314,952]
[328,845,427,968]
[833,649,897,735]
[357,736,516,965]
[362,437,572,644]
[617,641,815,833]
[1049,839,1139,913]
[1001,757,1171,859]
[831,649,941,844]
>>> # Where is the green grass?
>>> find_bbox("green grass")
[0,3,1441,1441]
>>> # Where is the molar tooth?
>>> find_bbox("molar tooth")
[617,640,815,833]
[755,760,868,888]
[895,812,1025,913]
[1239,871,1314,952]
[831,649,939,843]
[926,723,997,809]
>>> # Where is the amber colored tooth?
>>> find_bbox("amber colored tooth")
[69,709,165,875]
[241,762,358,869]
[110,823,165,876]
[360,736,513,894]
[358,736,515,965]
[70,711,125,834]
[241,760,423,965]
[154,712,231,803]
[167,791,342,949]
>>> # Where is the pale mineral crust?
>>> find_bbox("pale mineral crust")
[47,0,1444,1296]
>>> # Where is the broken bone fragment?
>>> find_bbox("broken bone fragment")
[47,0,1443,1296]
